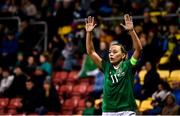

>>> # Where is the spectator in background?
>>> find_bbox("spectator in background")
[97,41,109,61]
[142,99,162,115]
[0,67,2,81]
[73,1,85,19]
[133,74,142,100]
[18,18,36,53]
[147,29,163,64]
[40,0,49,19]
[113,24,132,51]
[142,82,171,115]
[39,53,52,76]
[15,52,26,69]
[141,61,161,100]
[25,56,37,76]
[89,69,104,99]
[21,0,38,18]
[6,67,28,98]
[94,94,102,115]
[31,48,40,63]
[32,67,46,90]
[48,35,65,65]
[160,24,180,70]
[0,31,18,67]
[21,79,42,114]
[162,93,180,115]
[142,12,157,34]
[0,67,14,97]
[83,98,95,115]
[37,79,60,115]
[83,41,109,99]
[172,81,180,106]
[99,28,113,44]
[61,35,79,71]
[137,32,148,71]
[152,83,169,102]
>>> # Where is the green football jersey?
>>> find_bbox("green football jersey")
[101,58,137,112]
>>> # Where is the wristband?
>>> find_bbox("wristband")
[130,56,137,66]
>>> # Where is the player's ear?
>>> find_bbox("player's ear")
[122,53,126,59]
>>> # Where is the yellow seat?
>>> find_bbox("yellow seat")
[150,11,167,16]
[138,70,147,85]
[157,70,170,80]
[135,99,141,108]
[169,70,180,82]
[159,56,169,65]
[58,26,72,35]
[139,99,153,112]
[175,34,180,40]
[178,55,180,61]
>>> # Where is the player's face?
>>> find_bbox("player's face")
[109,45,124,65]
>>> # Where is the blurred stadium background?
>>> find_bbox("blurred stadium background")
[0,0,179,115]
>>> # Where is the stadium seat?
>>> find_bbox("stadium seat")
[79,78,90,83]
[72,96,81,108]
[59,96,64,105]
[58,26,72,35]
[46,112,59,115]
[62,99,77,111]
[89,77,95,84]
[178,55,180,61]
[135,99,141,108]
[79,78,90,85]
[139,98,153,112]
[53,71,68,85]
[58,84,73,98]
[159,56,169,65]
[67,71,78,83]
[76,99,86,111]
[0,98,9,109]
[0,109,4,115]
[0,98,9,114]
[72,95,81,102]
[169,70,180,82]
[61,110,73,115]
[79,77,95,85]
[8,98,22,109]
[86,85,94,94]
[138,70,147,85]
[7,109,17,115]
[58,84,67,96]
[157,70,170,80]
[72,84,87,97]
[7,97,22,115]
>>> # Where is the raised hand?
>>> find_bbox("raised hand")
[120,14,134,31]
[85,16,97,32]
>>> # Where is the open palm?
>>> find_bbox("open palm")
[121,14,134,31]
[85,16,96,32]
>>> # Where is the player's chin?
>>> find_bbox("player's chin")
[110,60,116,64]
[109,60,113,63]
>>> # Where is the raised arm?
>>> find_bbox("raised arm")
[121,14,142,60]
[85,16,102,69]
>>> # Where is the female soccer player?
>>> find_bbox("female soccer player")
[85,14,142,116]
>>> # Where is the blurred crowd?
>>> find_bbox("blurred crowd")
[0,0,179,115]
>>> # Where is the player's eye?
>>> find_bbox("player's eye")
[113,51,118,53]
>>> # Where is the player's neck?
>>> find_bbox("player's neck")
[113,61,122,69]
